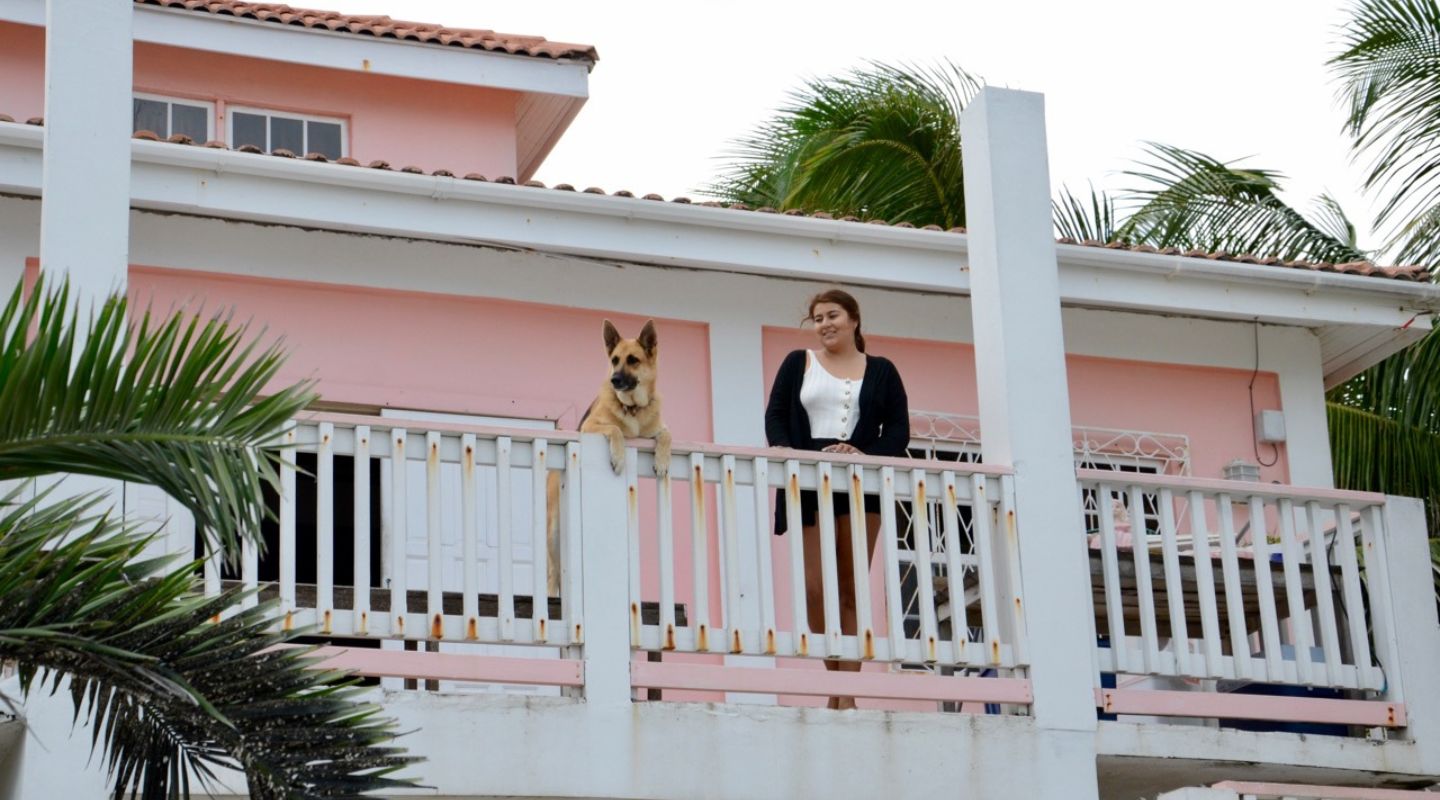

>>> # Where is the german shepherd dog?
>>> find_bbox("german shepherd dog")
[546,320,671,596]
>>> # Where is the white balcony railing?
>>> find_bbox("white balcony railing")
[624,442,1029,703]
[175,415,1423,728]
[1080,470,1406,728]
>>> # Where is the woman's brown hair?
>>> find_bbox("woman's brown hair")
[805,289,866,353]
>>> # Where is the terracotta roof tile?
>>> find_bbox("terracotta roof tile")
[13,118,1427,283]
[135,0,599,62]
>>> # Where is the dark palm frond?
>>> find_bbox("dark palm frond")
[1311,192,1364,250]
[0,488,417,798]
[0,276,316,558]
[1118,143,1372,264]
[1328,323,1440,536]
[1054,183,1126,244]
[1331,0,1440,259]
[708,61,980,229]
[1327,400,1440,532]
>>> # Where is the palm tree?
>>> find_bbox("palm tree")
[709,61,979,229]
[0,277,416,798]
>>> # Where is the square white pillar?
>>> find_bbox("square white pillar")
[961,87,1100,737]
[40,0,133,311]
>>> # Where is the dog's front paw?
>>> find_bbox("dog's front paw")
[653,460,670,480]
[609,450,625,475]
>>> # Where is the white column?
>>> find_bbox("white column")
[961,88,1100,743]
[1379,496,1440,773]
[571,432,638,796]
[706,319,775,701]
[578,432,634,707]
[40,0,133,312]
[1267,327,1334,488]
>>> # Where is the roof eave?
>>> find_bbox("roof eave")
[0,0,593,97]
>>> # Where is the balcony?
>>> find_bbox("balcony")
[156,413,1439,797]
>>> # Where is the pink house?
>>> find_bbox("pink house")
[2,2,1439,799]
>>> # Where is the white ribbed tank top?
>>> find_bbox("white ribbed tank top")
[800,350,863,440]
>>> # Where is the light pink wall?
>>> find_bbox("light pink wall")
[0,22,44,120]
[762,328,1290,482]
[0,22,520,177]
[125,265,712,436]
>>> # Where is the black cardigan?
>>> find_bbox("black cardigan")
[764,349,910,532]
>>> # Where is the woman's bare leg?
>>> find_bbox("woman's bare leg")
[828,512,883,709]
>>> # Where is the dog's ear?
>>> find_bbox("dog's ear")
[602,319,621,354]
[638,319,658,355]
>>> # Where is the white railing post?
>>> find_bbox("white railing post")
[1377,497,1440,767]
[961,87,1099,748]
[578,432,635,708]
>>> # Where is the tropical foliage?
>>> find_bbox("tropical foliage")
[0,277,416,797]
[709,61,979,229]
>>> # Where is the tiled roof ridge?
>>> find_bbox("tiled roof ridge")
[0,116,1427,282]
[134,0,599,62]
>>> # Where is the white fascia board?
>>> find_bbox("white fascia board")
[1,123,1435,333]
[1057,246,1440,329]
[0,0,591,98]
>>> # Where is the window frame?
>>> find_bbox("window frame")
[225,105,349,158]
[132,92,216,142]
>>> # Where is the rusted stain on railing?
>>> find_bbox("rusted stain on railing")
[797,632,809,657]
[764,628,776,655]
[431,613,444,640]
[357,611,368,634]
[282,610,294,632]
[863,630,874,660]
[697,623,709,652]
[322,609,332,634]
[630,602,641,647]
[731,629,743,654]
[663,623,676,651]
[466,617,478,641]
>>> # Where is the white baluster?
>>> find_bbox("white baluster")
[496,436,514,641]
[316,422,335,633]
[461,433,478,640]
[531,439,550,643]
[353,426,371,634]
[752,457,777,655]
[689,452,711,652]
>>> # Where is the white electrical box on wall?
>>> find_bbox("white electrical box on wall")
[1255,409,1287,444]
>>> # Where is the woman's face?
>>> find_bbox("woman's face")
[810,302,857,352]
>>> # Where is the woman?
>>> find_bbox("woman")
[764,289,909,709]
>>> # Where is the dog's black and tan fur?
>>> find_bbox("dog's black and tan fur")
[546,319,671,595]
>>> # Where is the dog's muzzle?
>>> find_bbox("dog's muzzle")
[610,371,637,391]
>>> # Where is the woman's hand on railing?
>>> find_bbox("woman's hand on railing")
[820,443,862,455]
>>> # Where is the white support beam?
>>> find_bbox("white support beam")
[39,0,132,312]
[1378,497,1440,774]
[961,87,1099,752]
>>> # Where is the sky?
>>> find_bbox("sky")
[318,0,1377,241]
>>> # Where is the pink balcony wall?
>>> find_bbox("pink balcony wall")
[0,21,521,178]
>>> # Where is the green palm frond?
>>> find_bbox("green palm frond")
[1331,0,1440,264]
[1054,183,1126,244]
[708,61,980,229]
[1327,400,1440,532]
[1118,143,1372,263]
[0,277,316,559]
[0,488,417,798]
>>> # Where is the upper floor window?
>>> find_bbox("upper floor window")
[228,106,346,159]
[132,94,213,142]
